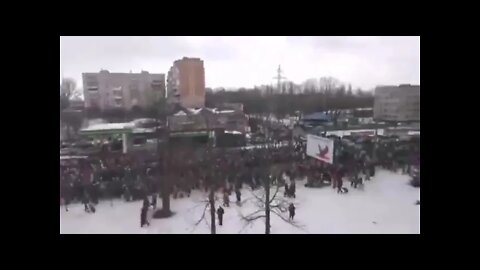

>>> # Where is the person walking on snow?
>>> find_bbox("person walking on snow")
[217,206,225,226]
[289,181,296,198]
[332,169,338,190]
[337,176,344,193]
[235,189,241,203]
[288,203,296,220]
[61,197,68,212]
[223,192,230,207]
[151,194,157,209]
[143,196,150,209]
[140,206,150,227]
[82,192,90,213]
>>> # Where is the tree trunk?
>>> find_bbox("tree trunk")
[161,177,171,214]
[160,124,171,215]
[209,189,216,234]
[265,176,271,234]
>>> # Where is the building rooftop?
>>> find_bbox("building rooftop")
[83,70,164,76]
[302,112,332,122]
[80,122,134,132]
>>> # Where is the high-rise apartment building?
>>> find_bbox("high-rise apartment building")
[373,84,420,122]
[83,70,165,111]
[167,57,205,108]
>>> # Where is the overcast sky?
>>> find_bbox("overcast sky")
[60,36,420,90]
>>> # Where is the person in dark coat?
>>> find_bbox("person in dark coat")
[89,202,96,213]
[140,206,149,227]
[235,189,241,203]
[123,186,132,202]
[369,164,375,178]
[60,197,68,212]
[223,192,230,207]
[217,206,225,226]
[143,196,150,209]
[151,194,157,209]
[82,192,90,213]
[289,181,296,198]
[337,177,344,193]
[284,183,289,197]
[90,181,100,205]
[288,203,296,220]
[354,176,362,188]
[332,171,338,189]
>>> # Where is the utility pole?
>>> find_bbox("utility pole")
[273,65,287,94]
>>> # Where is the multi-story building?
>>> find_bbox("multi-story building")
[83,70,165,111]
[374,84,420,122]
[167,57,205,108]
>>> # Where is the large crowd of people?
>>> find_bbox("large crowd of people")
[60,134,420,218]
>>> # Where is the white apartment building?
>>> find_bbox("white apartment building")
[83,70,165,111]
[373,84,420,122]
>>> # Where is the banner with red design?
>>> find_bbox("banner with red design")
[306,134,334,164]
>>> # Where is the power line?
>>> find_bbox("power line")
[272,65,287,94]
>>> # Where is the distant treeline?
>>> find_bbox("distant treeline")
[206,87,373,117]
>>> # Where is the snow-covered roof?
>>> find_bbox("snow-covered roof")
[225,130,242,135]
[88,118,108,126]
[188,108,203,114]
[60,155,88,160]
[133,128,157,134]
[174,111,188,116]
[180,107,237,115]
[216,110,235,114]
[81,122,134,132]
[131,118,156,124]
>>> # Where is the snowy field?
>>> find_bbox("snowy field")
[60,169,420,234]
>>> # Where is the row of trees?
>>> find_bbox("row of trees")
[60,78,84,139]
[206,87,373,118]
[206,77,373,117]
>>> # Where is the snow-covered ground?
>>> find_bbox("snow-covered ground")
[60,169,420,234]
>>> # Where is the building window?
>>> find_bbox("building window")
[114,98,123,107]
[85,76,98,87]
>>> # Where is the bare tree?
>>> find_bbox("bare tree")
[240,175,304,234]
[302,78,319,94]
[319,77,340,93]
[191,116,218,234]
[152,100,174,218]
[319,77,341,111]
[209,188,216,234]
[191,187,217,234]
[60,78,82,100]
